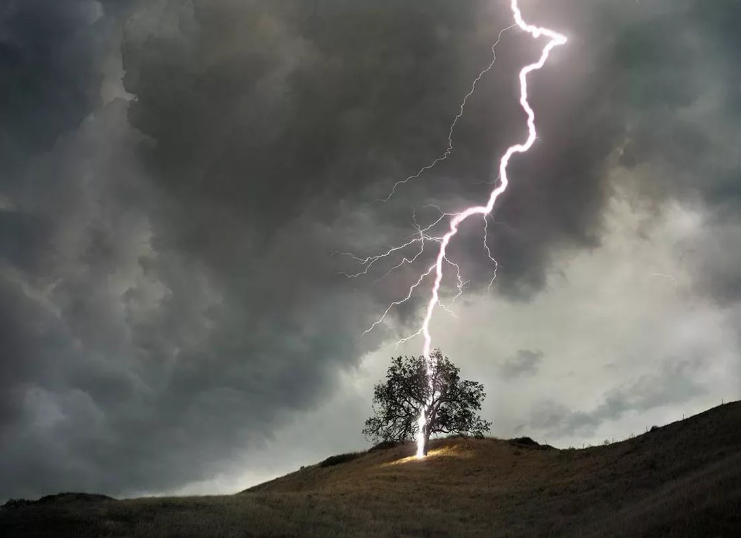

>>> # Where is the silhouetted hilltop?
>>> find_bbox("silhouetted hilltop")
[2,401,740,538]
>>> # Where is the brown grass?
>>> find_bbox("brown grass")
[2,402,740,538]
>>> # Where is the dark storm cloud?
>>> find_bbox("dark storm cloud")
[0,0,128,176]
[499,349,543,379]
[119,0,624,303]
[600,0,741,305]
[1,0,741,501]
[0,0,133,473]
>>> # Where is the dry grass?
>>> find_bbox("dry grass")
[2,402,740,538]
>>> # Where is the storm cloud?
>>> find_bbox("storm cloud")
[529,357,708,437]
[499,349,543,379]
[1,0,740,501]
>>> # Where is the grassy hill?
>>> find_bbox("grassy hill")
[2,401,740,537]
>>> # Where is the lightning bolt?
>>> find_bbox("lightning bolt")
[346,0,567,458]
[418,0,566,362]
[651,272,679,287]
[378,24,516,202]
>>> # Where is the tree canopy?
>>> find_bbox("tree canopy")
[362,350,491,455]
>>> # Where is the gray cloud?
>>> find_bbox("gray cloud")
[1,0,741,501]
[499,349,543,379]
[0,0,128,176]
[530,358,708,437]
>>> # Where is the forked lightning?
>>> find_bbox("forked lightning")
[344,0,567,458]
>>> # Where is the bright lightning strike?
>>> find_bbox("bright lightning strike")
[345,1,567,459]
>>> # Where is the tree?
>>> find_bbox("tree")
[362,349,491,456]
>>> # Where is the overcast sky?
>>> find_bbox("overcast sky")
[1,0,740,501]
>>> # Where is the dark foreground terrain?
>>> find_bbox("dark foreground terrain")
[2,402,740,537]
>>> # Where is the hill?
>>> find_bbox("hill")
[2,401,740,537]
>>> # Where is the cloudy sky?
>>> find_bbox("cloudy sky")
[1,0,740,500]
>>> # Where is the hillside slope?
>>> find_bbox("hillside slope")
[2,402,740,537]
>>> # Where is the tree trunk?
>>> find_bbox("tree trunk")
[423,426,431,456]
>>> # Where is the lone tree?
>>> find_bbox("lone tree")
[363,349,491,456]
